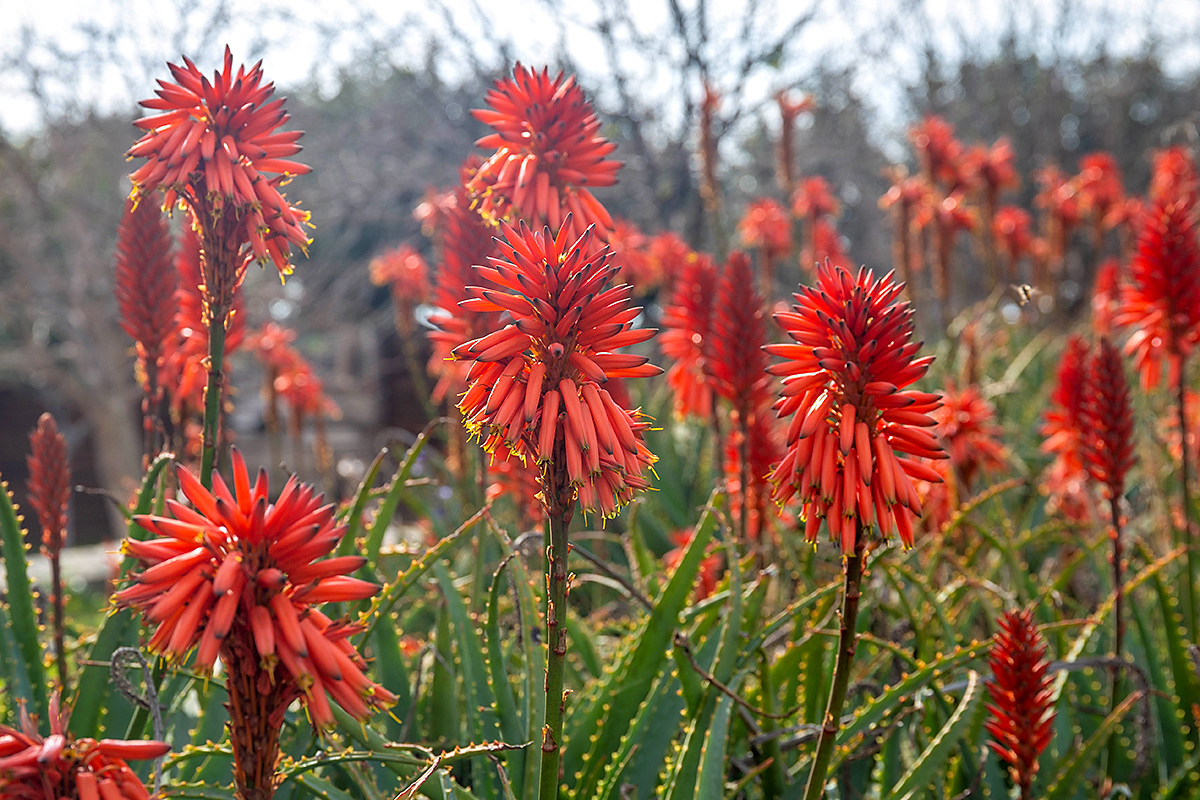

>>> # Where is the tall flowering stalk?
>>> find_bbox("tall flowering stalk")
[26,413,71,692]
[986,609,1055,800]
[766,263,944,800]
[115,198,177,461]
[660,253,720,421]
[453,218,659,800]
[113,450,394,800]
[1117,195,1200,620]
[129,47,311,487]
[1081,339,1136,657]
[0,692,170,800]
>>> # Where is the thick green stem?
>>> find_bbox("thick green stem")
[802,523,865,800]
[199,313,227,489]
[538,498,570,800]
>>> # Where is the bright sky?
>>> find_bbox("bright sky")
[2,0,1198,139]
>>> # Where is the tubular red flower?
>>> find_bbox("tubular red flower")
[724,410,783,542]
[606,219,656,295]
[453,218,660,518]
[0,692,168,800]
[962,139,1017,200]
[766,263,945,553]
[128,46,310,276]
[1150,145,1198,208]
[468,64,620,241]
[115,197,177,387]
[1117,196,1200,389]
[27,413,70,558]
[992,206,1033,269]
[985,609,1055,797]
[113,450,393,728]
[1080,338,1136,501]
[659,253,720,420]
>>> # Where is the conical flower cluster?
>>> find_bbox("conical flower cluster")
[1080,338,1136,502]
[115,197,177,388]
[985,609,1055,798]
[128,46,310,275]
[26,413,70,558]
[766,263,945,553]
[1117,195,1200,389]
[468,64,620,241]
[1039,336,1092,521]
[0,692,169,800]
[113,449,395,726]
[453,218,660,517]
[660,253,719,419]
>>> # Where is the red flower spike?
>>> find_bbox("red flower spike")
[1076,152,1124,229]
[909,115,964,190]
[963,139,1017,201]
[992,206,1033,275]
[1150,146,1198,208]
[645,232,697,291]
[128,46,311,276]
[1039,336,1092,521]
[766,263,946,553]
[113,450,393,727]
[370,244,430,305]
[724,411,783,542]
[985,609,1056,798]
[932,380,1007,490]
[115,197,177,388]
[710,252,772,412]
[27,413,70,558]
[738,199,792,261]
[791,176,840,221]
[468,64,621,241]
[1117,196,1200,389]
[1080,338,1136,501]
[0,691,168,800]
[660,253,720,420]
[454,217,660,517]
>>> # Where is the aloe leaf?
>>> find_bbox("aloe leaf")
[566,492,723,798]
[892,669,986,800]
[0,476,48,721]
[1044,691,1143,800]
[364,426,437,573]
[337,447,388,557]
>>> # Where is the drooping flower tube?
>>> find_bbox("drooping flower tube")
[468,64,620,241]
[452,217,660,518]
[766,262,945,554]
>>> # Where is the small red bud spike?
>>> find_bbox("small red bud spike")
[115,198,177,461]
[1081,337,1136,659]
[26,412,71,691]
[986,609,1056,800]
